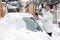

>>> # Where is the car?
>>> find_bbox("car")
[7,2,20,12]
[0,13,50,40]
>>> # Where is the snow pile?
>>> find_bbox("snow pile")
[0,28,50,40]
[51,27,60,40]
[51,24,60,40]
[57,18,60,23]
[0,13,50,40]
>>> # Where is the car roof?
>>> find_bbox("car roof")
[4,13,33,18]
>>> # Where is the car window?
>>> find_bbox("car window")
[23,17,43,32]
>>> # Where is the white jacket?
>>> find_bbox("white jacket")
[39,9,54,33]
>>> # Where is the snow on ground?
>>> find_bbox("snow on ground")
[51,27,60,40]
[50,24,60,40]
[57,18,60,23]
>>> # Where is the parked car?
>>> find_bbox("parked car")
[0,13,50,40]
[7,2,20,12]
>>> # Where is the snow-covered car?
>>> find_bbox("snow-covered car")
[7,2,20,12]
[0,13,50,40]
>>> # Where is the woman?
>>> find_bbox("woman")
[41,4,54,36]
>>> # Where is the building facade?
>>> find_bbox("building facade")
[20,1,27,13]
[25,1,38,14]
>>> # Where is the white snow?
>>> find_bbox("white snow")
[0,29,50,40]
[57,18,60,23]
[0,13,50,40]
[51,26,60,40]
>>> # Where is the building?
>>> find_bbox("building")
[19,1,27,13]
[25,1,38,14]
[25,0,43,14]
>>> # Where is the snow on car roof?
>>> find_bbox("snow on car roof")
[4,13,33,18]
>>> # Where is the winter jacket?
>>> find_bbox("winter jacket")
[39,9,54,33]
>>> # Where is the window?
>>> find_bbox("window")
[23,17,43,32]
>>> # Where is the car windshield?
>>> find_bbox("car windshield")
[23,17,43,32]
